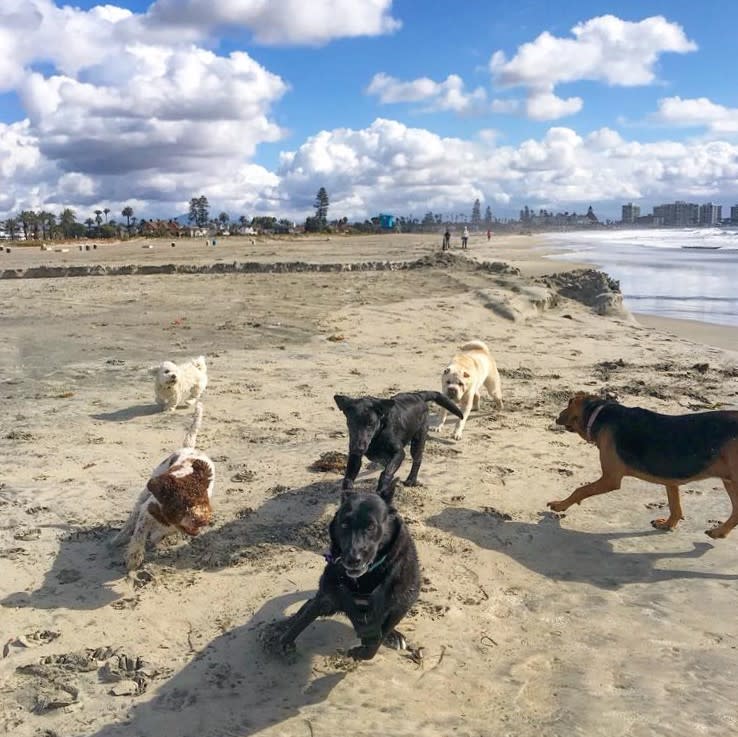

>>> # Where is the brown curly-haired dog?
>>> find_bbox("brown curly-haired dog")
[548,392,738,538]
[111,402,215,569]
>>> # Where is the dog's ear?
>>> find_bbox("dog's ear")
[147,473,176,505]
[334,394,352,412]
[377,399,395,416]
[146,499,170,526]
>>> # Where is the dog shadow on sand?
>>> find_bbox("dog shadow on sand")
[90,403,162,421]
[1,479,345,611]
[427,508,738,589]
[1,523,129,611]
[84,591,350,737]
[159,479,344,572]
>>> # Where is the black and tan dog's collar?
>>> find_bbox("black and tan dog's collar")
[585,403,607,443]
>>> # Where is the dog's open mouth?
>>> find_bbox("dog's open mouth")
[179,521,206,536]
[343,562,369,579]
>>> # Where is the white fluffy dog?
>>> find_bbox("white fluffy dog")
[150,355,208,411]
[111,402,215,571]
[432,339,503,441]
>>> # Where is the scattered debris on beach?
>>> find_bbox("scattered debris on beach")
[309,451,348,473]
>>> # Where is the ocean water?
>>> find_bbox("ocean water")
[543,228,738,327]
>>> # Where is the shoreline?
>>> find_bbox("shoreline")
[634,313,738,354]
[524,233,738,353]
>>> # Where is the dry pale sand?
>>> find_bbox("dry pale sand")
[1,234,738,737]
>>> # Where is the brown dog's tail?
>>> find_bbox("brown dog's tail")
[415,391,464,419]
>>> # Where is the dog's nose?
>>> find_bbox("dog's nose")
[344,552,362,567]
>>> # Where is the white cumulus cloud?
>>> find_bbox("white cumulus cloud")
[276,118,738,219]
[366,73,487,114]
[490,15,696,120]
[653,96,738,134]
[146,0,400,45]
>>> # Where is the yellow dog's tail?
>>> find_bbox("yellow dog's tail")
[460,339,490,355]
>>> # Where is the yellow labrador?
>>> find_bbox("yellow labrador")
[432,340,503,440]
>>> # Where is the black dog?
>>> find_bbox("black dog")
[278,485,420,660]
[334,391,463,495]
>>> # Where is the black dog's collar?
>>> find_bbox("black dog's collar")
[323,551,388,574]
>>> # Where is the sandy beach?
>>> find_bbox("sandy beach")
[2,233,738,737]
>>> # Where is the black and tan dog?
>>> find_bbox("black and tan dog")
[548,392,738,538]
[334,391,463,496]
[277,484,420,661]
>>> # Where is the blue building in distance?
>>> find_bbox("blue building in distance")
[378,213,395,229]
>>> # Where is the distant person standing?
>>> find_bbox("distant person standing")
[461,226,469,250]
[442,228,451,251]
[486,228,491,241]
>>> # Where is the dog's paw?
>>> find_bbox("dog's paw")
[257,621,298,662]
[383,630,407,651]
[429,425,443,433]
[347,644,377,661]
[705,524,728,539]
[546,500,568,513]
[452,430,463,441]
[651,517,679,531]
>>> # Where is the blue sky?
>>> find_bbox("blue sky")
[1,0,737,222]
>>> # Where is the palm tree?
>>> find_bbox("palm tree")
[121,206,134,230]
[37,211,56,239]
[60,208,77,238]
[103,207,110,223]
[94,210,103,226]
[3,218,20,240]
[84,217,95,236]
[19,210,36,240]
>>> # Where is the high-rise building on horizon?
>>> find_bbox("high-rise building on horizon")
[621,203,640,223]
[653,201,699,226]
[699,203,722,226]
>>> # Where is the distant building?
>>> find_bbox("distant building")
[730,204,738,223]
[378,214,395,229]
[699,203,722,226]
[621,203,641,223]
[653,201,699,227]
